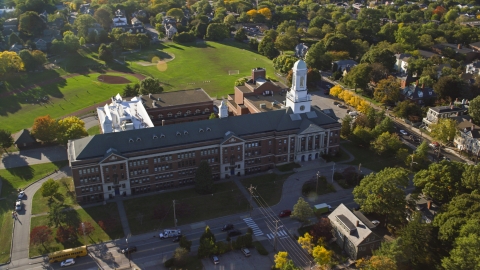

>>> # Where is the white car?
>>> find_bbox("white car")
[18,191,25,199]
[60,258,75,267]
[15,200,22,211]
[399,130,408,136]
[241,247,251,257]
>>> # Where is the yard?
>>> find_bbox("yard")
[31,177,77,215]
[29,202,124,257]
[87,125,101,135]
[241,173,292,206]
[342,141,409,172]
[122,182,250,235]
[0,161,68,263]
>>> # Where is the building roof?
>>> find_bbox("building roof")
[293,59,307,70]
[435,43,476,54]
[328,203,376,247]
[139,89,212,109]
[402,84,436,100]
[70,106,339,161]
[395,53,412,61]
[417,50,438,59]
[243,92,287,112]
[457,118,480,138]
[13,129,35,144]
[333,59,358,66]
[430,105,467,113]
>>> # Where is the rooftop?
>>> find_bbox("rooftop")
[243,92,287,112]
[430,105,467,113]
[328,204,377,247]
[137,89,212,109]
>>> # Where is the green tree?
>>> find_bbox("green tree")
[273,55,297,74]
[0,129,14,151]
[274,33,297,53]
[41,179,60,200]
[173,247,189,267]
[94,8,112,29]
[56,116,88,144]
[343,63,372,91]
[234,28,247,42]
[351,126,373,147]
[167,8,185,22]
[442,233,480,270]
[205,23,229,41]
[258,37,279,59]
[395,26,418,49]
[79,37,85,46]
[63,32,80,52]
[374,76,401,104]
[461,164,480,194]
[9,32,22,47]
[18,49,35,71]
[397,212,435,267]
[208,113,217,119]
[179,235,192,251]
[305,42,331,70]
[48,202,67,227]
[139,77,163,95]
[430,118,457,146]
[372,117,394,137]
[433,76,464,102]
[195,161,214,194]
[361,48,396,71]
[353,168,409,226]
[468,95,480,124]
[198,226,216,258]
[98,43,113,63]
[371,132,402,155]
[393,100,423,122]
[122,83,140,97]
[224,14,236,25]
[19,11,46,37]
[73,14,97,37]
[341,115,353,138]
[50,39,65,53]
[291,197,314,224]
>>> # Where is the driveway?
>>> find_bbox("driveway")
[1,146,68,169]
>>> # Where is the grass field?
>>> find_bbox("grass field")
[125,41,279,98]
[0,73,139,132]
[342,141,410,172]
[31,177,77,215]
[241,173,293,206]
[0,161,68,263]
[122,182,250,235]
[29,202,124,257]
[87,125,100,135]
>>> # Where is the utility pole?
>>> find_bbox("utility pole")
[248,184,255,217]
[331,162,336,183]
[173,200,177,228]
[357,163,362,186]
[273,220,282,252]
[316,171,320,194]
[126,237,131,268]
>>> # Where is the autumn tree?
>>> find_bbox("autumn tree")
[430,118,457,146]
[0,51,24,77]
[56,116,88,144]
[310,217,333,242]
[78,221,95,238]
[374,76,401,104]
[274,251,289,269]
[297,232,313,254]
[0,129,14,151]
[30,226,52,248]
[312,245,332,266]
[291,197,314,224]
[41,179,60,200]
[353,168,409,226]
[258,7,272,20]
[356,255,397,270]
[56,225,76,243]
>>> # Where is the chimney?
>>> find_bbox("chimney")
[458,44,462,49]
[356,220,360,227]
[162,120,165,126]
[451,105,454,109]
[473,125,475,130]
[415,80,419,86]
[421,83,424,89]
[427,200,432,210]
[470,119,473,123]
[251,67,266,82]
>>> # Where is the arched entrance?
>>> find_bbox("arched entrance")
[301,155,305,161]
[315,153,319,159]
[308,154,312,161]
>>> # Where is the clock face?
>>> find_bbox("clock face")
[300,105,305,111]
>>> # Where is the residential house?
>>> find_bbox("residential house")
[405,194,439,224]
[112,9,128,28]
[417,49,439,59]
[131,17,142,27]
[9,43,23,54]
[433,43,478,62]
[469,41,480,51]
[454,118,480,156]
[422,105,469,131]
[34,39,47,51]
[332,60,358,73]
[163,16,177,26]
[394,53,411,74]
[295,43,308,59]
[79,4,94,15]
[328,204,382,260]
[13,129,37,149]
[466,60,480,75]
[401,82,436,105]
[165,24,177,39]
[0,7,15,15]
[132,10,147,18]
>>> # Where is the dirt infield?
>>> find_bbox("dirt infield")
[98,75,132,84]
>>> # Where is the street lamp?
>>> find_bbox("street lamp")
[331,162,336,183]
[316,171,320,194]
[126,238,132,268]
[410,155,418,171]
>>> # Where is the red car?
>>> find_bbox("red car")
[279,210,291,217]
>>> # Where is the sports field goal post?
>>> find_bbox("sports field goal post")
[228,70,240,75]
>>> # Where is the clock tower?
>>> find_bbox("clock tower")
[286,60,311,114]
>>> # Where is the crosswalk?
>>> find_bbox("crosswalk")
[266,229,289,240]
[243,217,264,236]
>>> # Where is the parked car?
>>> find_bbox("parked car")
[241,247,251,257]
[211,255,219,265]
[15,200,22,211]
[60,258,75,267]
[279,210,292,217]
[121,246,137,254]
[18,191,25,199]
[228,230,242,237]
[221,224,234,231]
[443,156,451,162]
[399,130,408,136]
[429,142,440,149]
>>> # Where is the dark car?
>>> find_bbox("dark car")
[121,246,137,254]
[228,229,242,237]
[279,210,291,217]
[221,224,234,231]
[173,236,181,242]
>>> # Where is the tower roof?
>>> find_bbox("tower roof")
[293,60,307,70]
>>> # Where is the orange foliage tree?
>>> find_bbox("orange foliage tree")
[32,115,58,143]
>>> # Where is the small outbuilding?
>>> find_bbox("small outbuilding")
[13,129,36,149]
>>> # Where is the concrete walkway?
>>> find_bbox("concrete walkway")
[115,198,132,237]
[0,146,68,169]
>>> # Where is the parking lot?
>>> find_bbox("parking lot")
[310,90,349,121]
[202,245,273,270]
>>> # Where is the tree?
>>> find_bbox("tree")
[258,37,279,59]
[372,117,394,137]
[50,39,65,53]
[397,212,435,267]
[48,202,67,228]
[395,26,418,49]
[274,34,297,53]
[297,232,313,254]
[353,168,409,226]
[94,8,112,29]
[361,48,395,71]
[258,7,272,20]
[19,11,46,37]
[78,221,95,238]
[98,43,113,63]
[123,83,140,97]
[434,76,464,102]
[344,63,372,91]
[139,77,163,95]
[461,164,480,194]
[351,126,373,147]
[167,8,184,22]
[79,37,85,46]
[312,245,332,266]
[224,14,236,25]
[19,50,35,71]
[274,251,289,269]
[305,42,331,70]
[32,115,57,143]
[273,55,297,74]
[234,28,247,42]
[442,233,480,270]
[198,226,216,258]
[430,118,457,146]
[0,51,24,77]
[195,161,214,194]
[356,255,397,270]
[369,63,389,83]
[73,14,97,37]
[41,179,60,200]
[468,95,480,124]
[413,162,465,203]
[56,116,88,144]
[206,23,229,41]
[9,32,22,47]
[371,132,402,155]
[340,115,353,138]
[63,31,80,52]
[291,197,314,224]
[56,225,76,243]
[30,226,52,248]
[179,235,192,251]
[393,100,423,122]
[0,129,14,151]
[208,113,217,119]
[374,76,401,104]
[310,217,333,242]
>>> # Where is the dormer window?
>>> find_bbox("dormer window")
[205,108,210,113]
[176,131,181,136]
[167,112,172,117]
[184,130,188,135]
[136,137,142,142]
[176,111,182,116]
[195,109,201,114]
[206,127,211,132]
[153,135,158,139]
[129,138,134,143]
[160,134,165,138]
[158,114,163,118]
[186,110,191,115]
[199,128,204,132]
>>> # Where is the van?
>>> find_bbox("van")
[159,229,182,239]
[314,203,332,214]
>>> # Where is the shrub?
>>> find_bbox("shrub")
[333,172,343,180]
[216,241,232,254]
[253,241,269,255]
[164,257,174,267]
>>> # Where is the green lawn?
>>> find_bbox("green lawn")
[241,173,293,206]
[322,147,351,163]
[31,177,77,215]
[125,41,279,98]
[0,73,138,132]
[122,182,250,235]
[29,202,124,257]
[87,125,100,135]
[342,141,409,172]
[0,161,68,263]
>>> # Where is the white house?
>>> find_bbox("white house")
[394,53,411,74]
[466,61,480,75]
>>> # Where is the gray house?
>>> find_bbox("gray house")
[328,204,382,260]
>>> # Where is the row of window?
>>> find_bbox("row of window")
[79,167,99,175]
[154,164,172,172]
[80,185,102,193]
[130,168,149,176]
[79,176,100,185]
[129,159,148,167]
[246,166,262,173]
[153,155,173,163]
[179,169,195,176]
[178,159,196,168]
[154,173,174,180]
[201,148,218,156]
[246,158,262,165]
[157,108,210,119]
[245,142,261,148]
[177,151,196,159]
[131,177,150,185]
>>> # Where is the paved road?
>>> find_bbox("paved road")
[0,146,68,169]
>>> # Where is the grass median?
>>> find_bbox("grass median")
[241,173,293,206]
[122,182,250,235]
[31,177,77,215]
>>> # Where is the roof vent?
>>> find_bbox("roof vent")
[153,135,158,139]
[260,103,266,109]
[206,127,211,132]
[160,134,165,138]
[136,137,141,142]
[184,130,188,135]
[199,128,204,133]
[129,138,134,143]
[176,131,181,136]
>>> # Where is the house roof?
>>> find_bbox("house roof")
[138,89,212,109]
[435,43,476,54]
[402,84,436,100]
[333,59,358,66]
[328,203,377,247]
[70,106,339,161]
[406,194,440,223]
[457,118,480,138]
[417,50,438,59]
[395,53,412,61]
[430,105,467,113]
[13,129,36,144]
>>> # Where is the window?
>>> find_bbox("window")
[158,114,163,118]
[137,137,141,142]
[177,111,182,116]
[167,112,172,117]
[206,127,211,132]
[153,135,158,139]
[186,110,191,115]
[199,128,204,132]
[205,108,210,113]
[129,138,134,143]
[79,170,83,175]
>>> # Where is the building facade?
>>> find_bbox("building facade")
[68,60,341,204]
[422,105,468,131]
